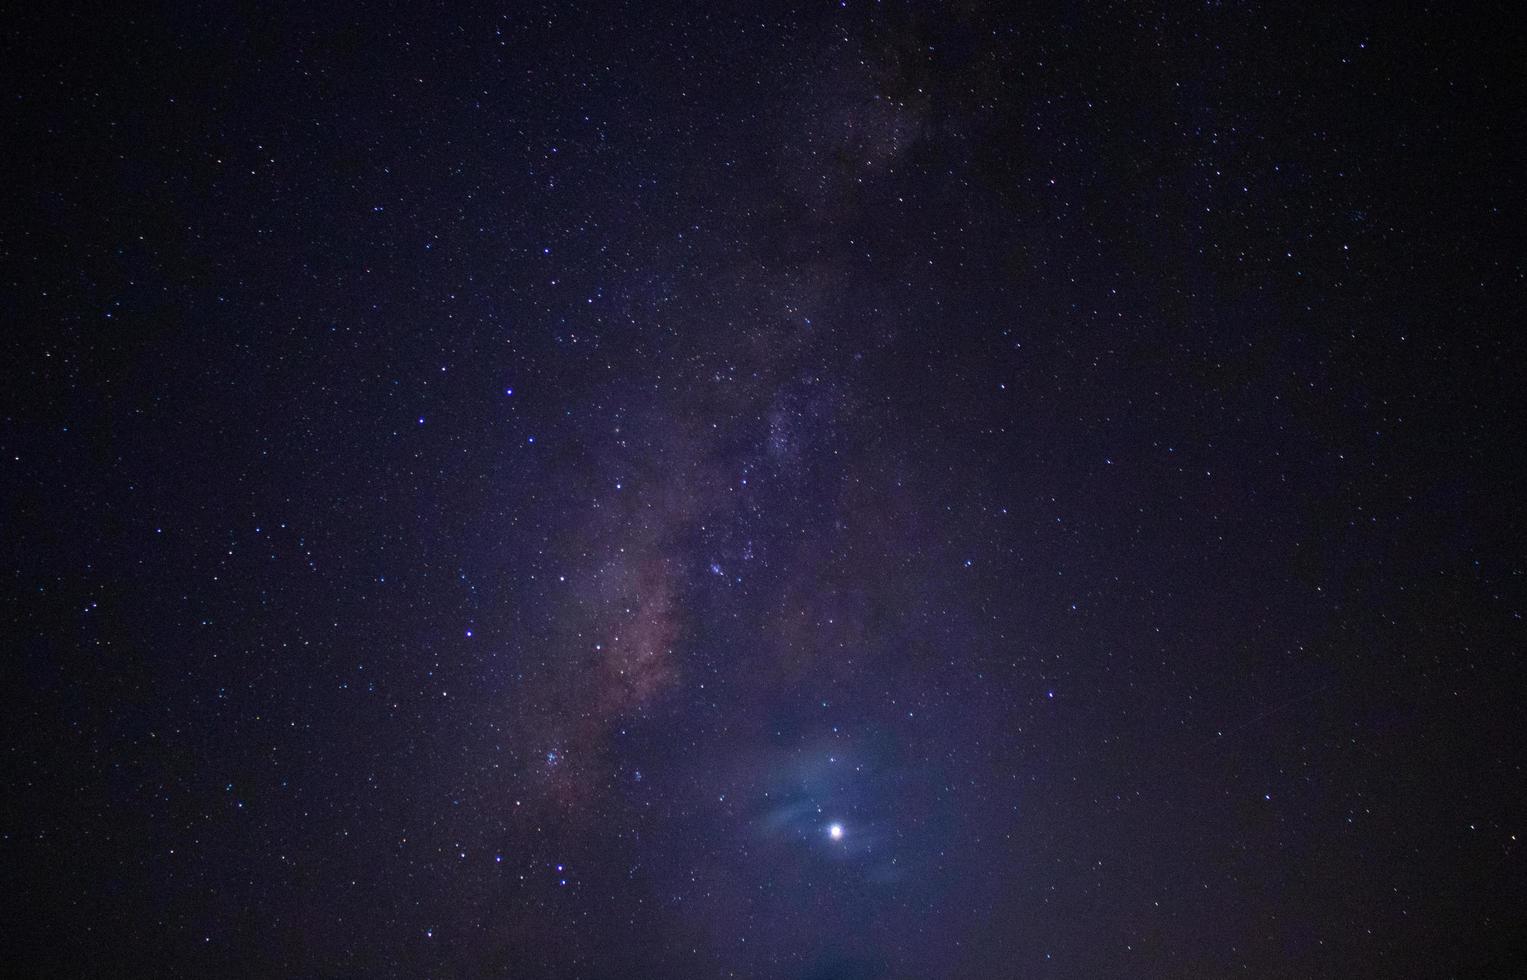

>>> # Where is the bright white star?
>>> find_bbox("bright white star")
[828,822,844,841]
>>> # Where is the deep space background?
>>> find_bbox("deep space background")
[3,2,1524,977]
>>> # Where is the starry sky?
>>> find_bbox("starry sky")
[4,2,1524,977]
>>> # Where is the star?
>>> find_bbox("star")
[828,822,844,841]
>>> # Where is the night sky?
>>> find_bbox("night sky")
[4,2,1524,977]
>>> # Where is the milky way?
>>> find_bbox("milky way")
[5,3,1522,978]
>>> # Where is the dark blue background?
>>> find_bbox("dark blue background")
[4,1,1522,976]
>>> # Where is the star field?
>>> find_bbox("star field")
[3,2,1523,977]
